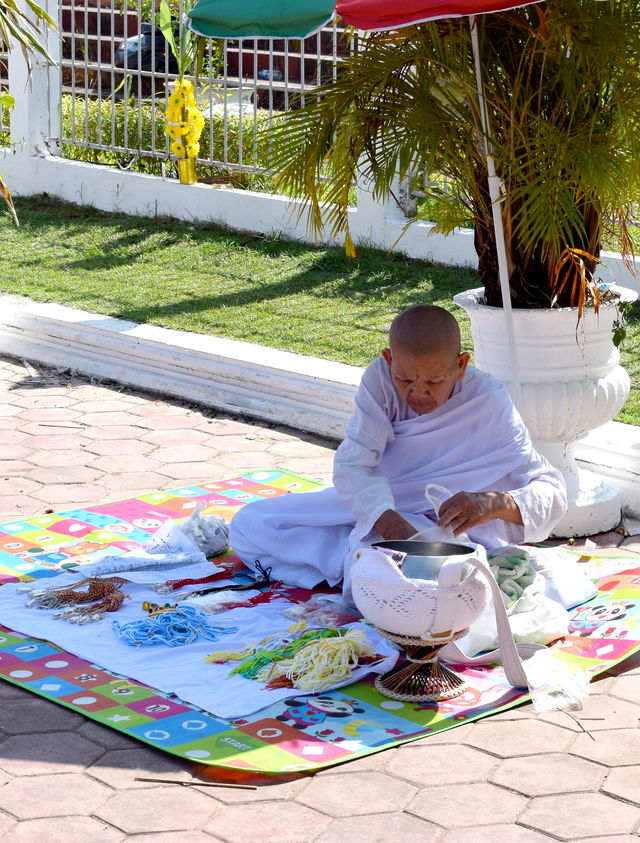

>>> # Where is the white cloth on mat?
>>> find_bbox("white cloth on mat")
[0,579,398,719]
[526,546,598,609]
[65,518,223,583]
[230,361,567,602]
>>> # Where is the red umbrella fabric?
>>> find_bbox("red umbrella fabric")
[188,0,542,39]
[336,0,540,30]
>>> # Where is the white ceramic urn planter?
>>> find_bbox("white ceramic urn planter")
[453,286,637,538]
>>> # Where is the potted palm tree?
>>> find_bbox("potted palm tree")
[266,0,640,536]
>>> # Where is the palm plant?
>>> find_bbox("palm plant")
[267,0,640,310]
[0,0,56,223]
[0,0,55,65]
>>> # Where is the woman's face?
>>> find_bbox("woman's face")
[381,346,469,414]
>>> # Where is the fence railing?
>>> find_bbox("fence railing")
[57,0,355,185]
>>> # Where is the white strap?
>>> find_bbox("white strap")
[430,557,466,638]
[465,555,530,688]
[441,639,544,667]
[424,483,451,516]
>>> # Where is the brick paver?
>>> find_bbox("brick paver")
[0,355,638,841]
[519,792,640,839]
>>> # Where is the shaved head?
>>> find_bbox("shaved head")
[389,305,461,360]
[382,306,469,413]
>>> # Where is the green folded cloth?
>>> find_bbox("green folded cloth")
[488,549,537,607]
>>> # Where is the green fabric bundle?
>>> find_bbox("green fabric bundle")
[488,548,538,607]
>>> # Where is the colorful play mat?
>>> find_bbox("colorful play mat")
[0,469,639,774]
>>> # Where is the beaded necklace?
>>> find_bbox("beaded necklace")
[20,577,130,624]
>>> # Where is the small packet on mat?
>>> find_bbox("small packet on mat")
[179,502,229,557]
[282,596,362,628]
[524,646,590,712]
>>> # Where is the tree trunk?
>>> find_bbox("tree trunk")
[473,193,602,310]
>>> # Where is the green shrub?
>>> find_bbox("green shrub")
[60,93,276,187]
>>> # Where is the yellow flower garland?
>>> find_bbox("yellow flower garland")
[165,79,205,160]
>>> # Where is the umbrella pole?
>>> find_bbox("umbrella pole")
[469,16,522,409]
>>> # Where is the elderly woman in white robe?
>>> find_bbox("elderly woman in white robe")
[229,305,567,602]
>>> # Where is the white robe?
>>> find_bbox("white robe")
[230,360,567,602]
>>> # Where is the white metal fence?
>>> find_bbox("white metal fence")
[57,0,354,183]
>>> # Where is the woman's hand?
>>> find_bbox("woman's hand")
[437,491,523,536]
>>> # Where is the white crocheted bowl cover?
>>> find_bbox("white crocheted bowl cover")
[351,547,489,639]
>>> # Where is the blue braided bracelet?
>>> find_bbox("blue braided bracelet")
[113,605,239,647]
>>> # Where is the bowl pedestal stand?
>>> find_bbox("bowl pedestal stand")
[374,627,469,703]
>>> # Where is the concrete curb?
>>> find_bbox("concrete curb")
[0,296,360,439]
[1,295,638,516]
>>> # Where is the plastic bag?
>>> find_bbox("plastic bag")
[526,546,598,609]
[524,646,590,712]
[63,517,208,579]
[179,502,230,557]
[408,483,471,545]
[453,546,571,657]
[488,546,541,605]
[282,595,362,628]
[181,589,261,614]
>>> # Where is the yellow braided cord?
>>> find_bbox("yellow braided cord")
[204,631,287,664]
[258,629,376,692]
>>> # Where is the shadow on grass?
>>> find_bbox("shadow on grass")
[110,262,478,325]
[9,195,479,321]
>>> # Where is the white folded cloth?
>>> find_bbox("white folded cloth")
[525,546,598,609]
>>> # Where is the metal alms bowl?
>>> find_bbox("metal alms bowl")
[372,539,476,581]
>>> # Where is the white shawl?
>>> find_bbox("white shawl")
[229,360,567,600]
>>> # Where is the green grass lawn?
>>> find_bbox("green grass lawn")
[2,195,639,425]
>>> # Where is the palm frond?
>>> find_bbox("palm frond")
[0,0,57,65]
[265,0,640,307]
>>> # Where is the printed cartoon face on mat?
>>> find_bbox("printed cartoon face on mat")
[132,517,165,531]
[276,696,365,730]
[570,600,636,637]
[63,541,103,556]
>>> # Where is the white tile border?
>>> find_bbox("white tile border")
[1,295,638,517]
[0,296,360,439]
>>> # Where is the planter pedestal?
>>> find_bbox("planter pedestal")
[519,398,625,538]
[454,287,637,537]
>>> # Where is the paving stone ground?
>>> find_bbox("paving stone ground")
[0,354,639,842]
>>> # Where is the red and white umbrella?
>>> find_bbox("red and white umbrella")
[188,0,539,38]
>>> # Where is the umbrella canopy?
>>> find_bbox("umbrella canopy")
[188,0,539,38]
